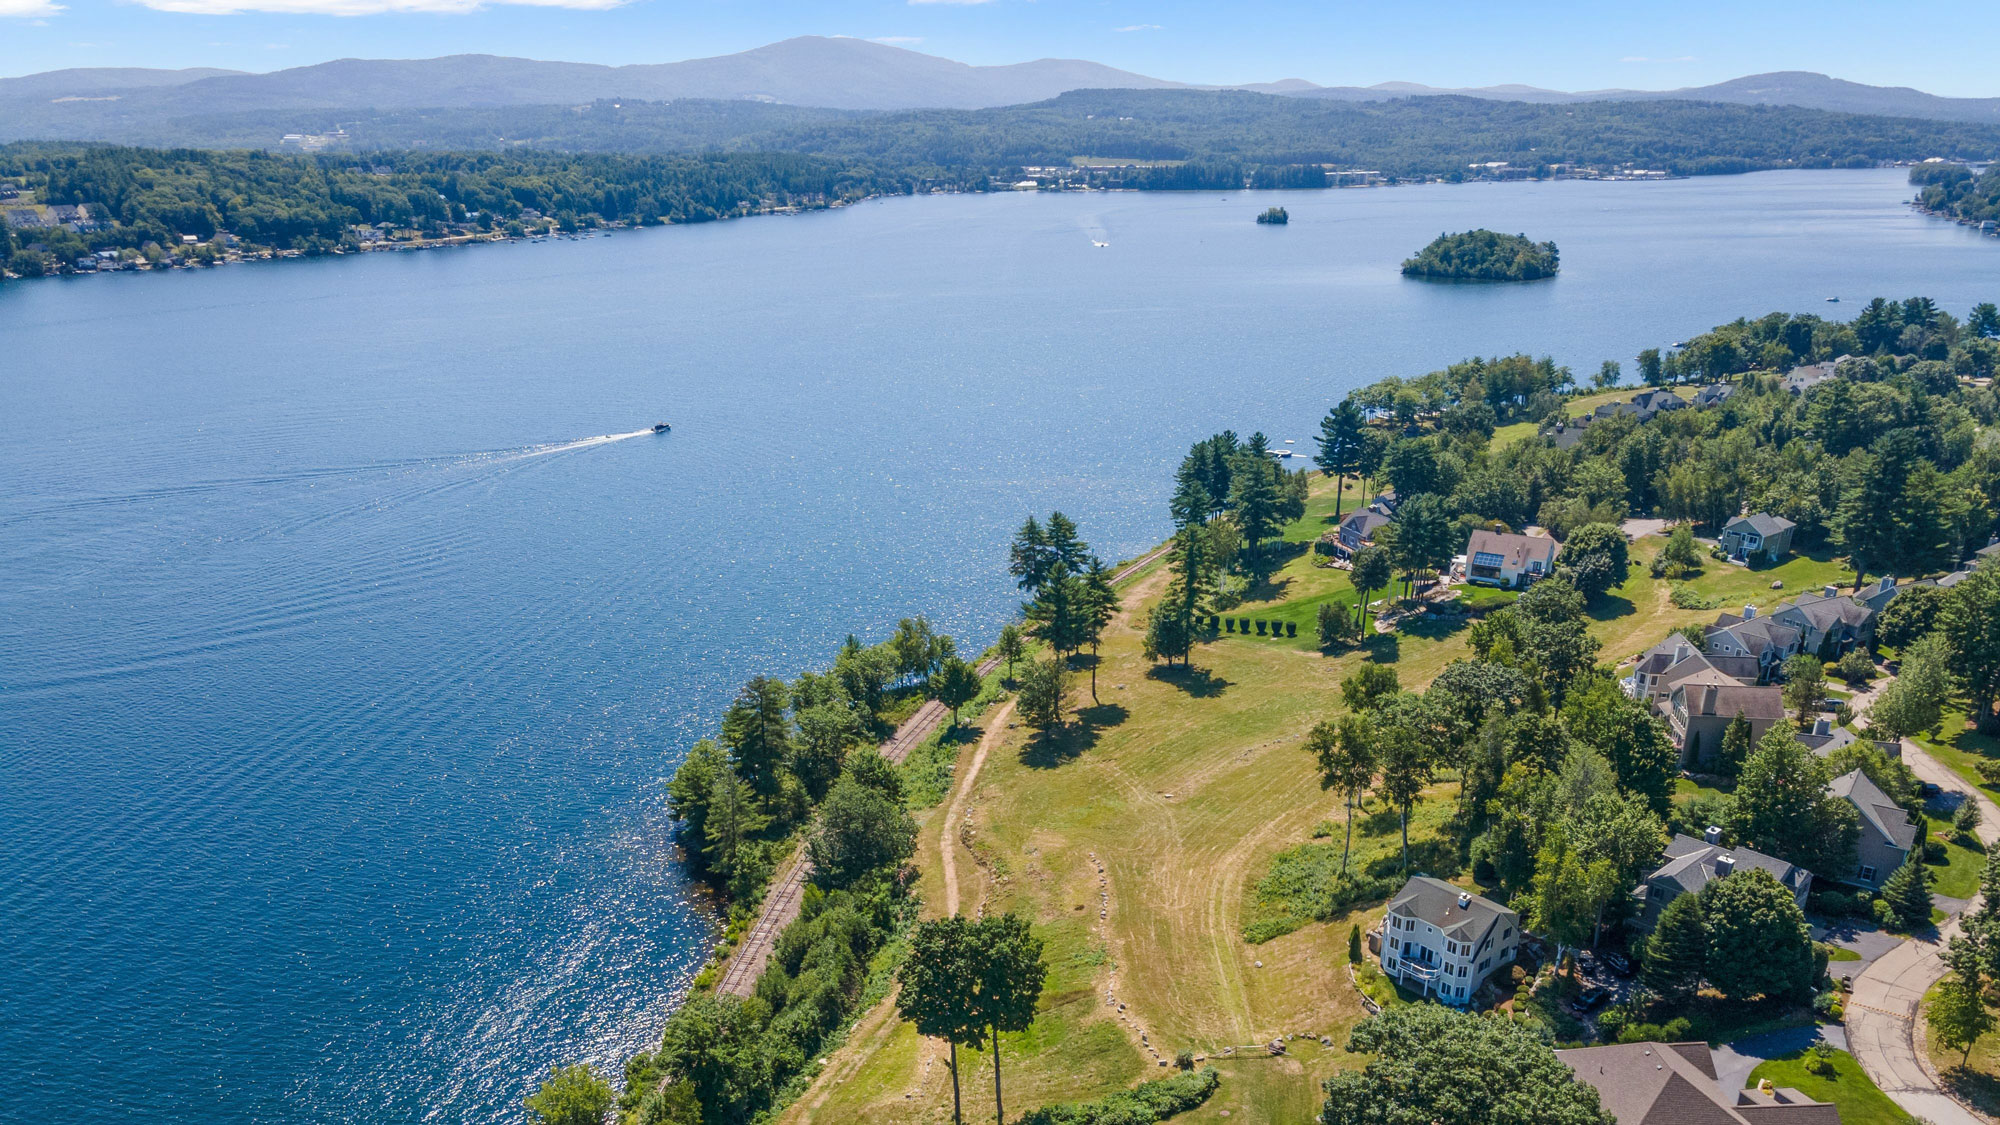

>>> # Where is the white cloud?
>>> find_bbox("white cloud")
[1114,23,1162,31]
[1621,55,1697,64]
[0,0,65,17]
[134,0,622,14]
[870,35,923,44]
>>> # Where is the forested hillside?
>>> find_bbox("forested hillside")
[0,145,923,272]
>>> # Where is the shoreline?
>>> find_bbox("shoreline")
[3,162,1948,287]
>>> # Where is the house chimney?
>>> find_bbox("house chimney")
[1701,684,1719,715]
[1823,584,1838,599]
[1714,854,1736,876]
[1743,604,1757,620]
[1814,718,1832,736]
[1705,825,1723,846]
[1457,892,1471,909]
[1880,576,1895,594]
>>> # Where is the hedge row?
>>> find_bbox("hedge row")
[1214,615,1297,638]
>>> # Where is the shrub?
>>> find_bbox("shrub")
[1669,583,1721,610]
[1016,1067,1220,1125]
[1286,621,1298,638]
[1595,1006,1629,1041]
[1834,650,1877,685]
[1175,1049,1194,1071]
[1977,758,2000,787]
[1256,620,1268,635]
[1348,924,1363,964]
[1311,820,1335,839]
[1812,991,1845,1022]
[1225,618,1236,633]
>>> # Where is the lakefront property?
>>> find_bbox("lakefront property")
[622,294,2000,1125]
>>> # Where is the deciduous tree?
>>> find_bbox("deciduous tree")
[1701,867,1817,1001]
[897,916,986,1125]
[1320,1005,1612,1125]
[1308,714,1377,876]
[970,913,1047,1125]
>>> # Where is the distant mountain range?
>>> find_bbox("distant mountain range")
[1,37,1996,147]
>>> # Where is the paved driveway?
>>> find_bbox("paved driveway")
[1843,737,2000,1125]
[1711,1025,1848,1098]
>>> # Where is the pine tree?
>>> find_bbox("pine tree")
[1880,857,1935,931]
[1008,516,1052,594]
[1043,511,1089,573]
[1644,891,1710,1000]
[1229,432,1281,559]
[720,675,792,796]
[1718,712,1755,780]
[1315,400,1367,520]
[1077,556,1119,701]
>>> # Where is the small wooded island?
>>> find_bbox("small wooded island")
[1401,228,1560,281]
[1256,206,1289,225]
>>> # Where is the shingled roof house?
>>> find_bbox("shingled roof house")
[1636,829,1812,928]
[1770,588,1878,659]
[1704,608,1804,682]
[1627,637,1761,704]
[1559,1041,1838,1125]
[1718,512,1796,563]
[1666,672,1788,767]
[1464,528,1561,589]
[1377,877,1518,1006]
[1828,769,1918,890]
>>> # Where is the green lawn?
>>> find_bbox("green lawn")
[1747,1048,1916,1125]
[1922,814,1988,900]
[1491,388,1636,449]
[1912,711,2000,796]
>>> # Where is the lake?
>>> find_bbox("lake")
[0,168,1993,1124]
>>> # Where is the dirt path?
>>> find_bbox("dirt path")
[717,654,1001,998]
[942,699,1015,917]
[1844,737,2000,1125]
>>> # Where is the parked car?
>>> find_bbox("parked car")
[1602,951,1633,977]
[1570,986,1610,1014]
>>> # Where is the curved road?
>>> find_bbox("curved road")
[1845,737,2000,1125]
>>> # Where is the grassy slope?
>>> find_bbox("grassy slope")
[1747,1049,1916,1125]
[781,477,1856,1125]
[1913,712,2000,797]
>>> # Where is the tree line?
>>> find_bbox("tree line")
[1913,162,2000,226]
[0,142,922,276]
[1401,229,1560,282]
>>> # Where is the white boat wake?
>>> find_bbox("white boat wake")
[502,428,659,462]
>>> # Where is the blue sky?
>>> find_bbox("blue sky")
[2,0,1994,98]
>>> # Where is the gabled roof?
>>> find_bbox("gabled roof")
[1671,673,1786,721]
[1655,834,1811,897]
[1707,616,1804,659]
[1339,509,1392,538]
[1829,769,1920,853]
[1694,383,1737,407]
[1385,876,1514,945]
[1723,512,1796,538]
[1774,592,1874,633]
[1466,528,1561,568]
[1559,1041,1837,1125]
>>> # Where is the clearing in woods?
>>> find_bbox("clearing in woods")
[780,474,1854,1125]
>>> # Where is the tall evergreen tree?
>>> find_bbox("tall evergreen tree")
[1043,511,1089,573]
[1643,891,1710,999]
[720,675,792,796]
[1077,556,1120,701]
[1023,561,1088,659]
[1230,432,1282,559]
[1350,546,1393,633]
[1315,400,1367,520]
[1008,516,1053,594]
[1879,855,1935,931]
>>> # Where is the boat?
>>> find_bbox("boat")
[651,422,671,434]
[1826,297,1840,303]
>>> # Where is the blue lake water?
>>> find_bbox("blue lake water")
[1,168,1994,1124]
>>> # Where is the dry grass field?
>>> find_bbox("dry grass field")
[778,475,1857,1125]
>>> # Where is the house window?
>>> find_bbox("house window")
[1860,865,1877,882]
[1479,959,1491,973]
[1502,926,1513,940]
[1388,939,1399,952]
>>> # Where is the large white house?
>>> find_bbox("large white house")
[1463,529,1561,589]
[1378,876,1518,1006]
